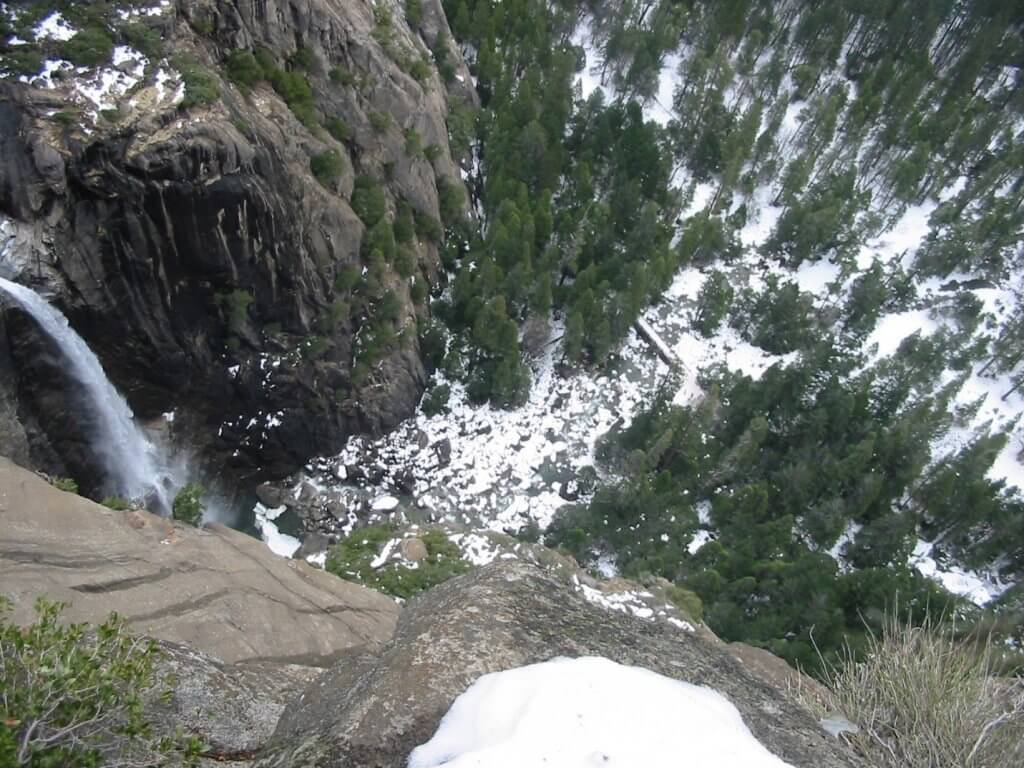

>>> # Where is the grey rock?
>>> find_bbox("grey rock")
[295,532,332,561]
[256,562,866,768]
[394,468,416,495]
[433,437,452,466]
[148,640,321,761]
[255,482,286,509]
[398,537,428,562]
[0,456,399,665]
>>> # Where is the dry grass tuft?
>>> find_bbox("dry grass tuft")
[794,612,1024,768]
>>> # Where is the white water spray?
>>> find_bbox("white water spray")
[0,276,173,509]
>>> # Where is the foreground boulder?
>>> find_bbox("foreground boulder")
[256,562,866,768]
[0,456,399,664]
[149,640,321,764]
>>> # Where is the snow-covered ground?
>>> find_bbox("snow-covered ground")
[407,657,793,768]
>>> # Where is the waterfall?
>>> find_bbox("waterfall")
[0,276,173,509]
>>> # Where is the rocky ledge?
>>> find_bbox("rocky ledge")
[255,562,865,768]
[0,456,399,665]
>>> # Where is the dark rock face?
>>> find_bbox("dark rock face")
[0,0,472,491]
[255,562,867,768]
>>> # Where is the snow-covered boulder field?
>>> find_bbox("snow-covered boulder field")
[253,562,863,768]
[408,656,793,768]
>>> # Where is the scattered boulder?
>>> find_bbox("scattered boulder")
[433,437,452,467]
[295,532,333,561]
[394,468,417,495]
[255,483,286,509]
[399,537,429,563]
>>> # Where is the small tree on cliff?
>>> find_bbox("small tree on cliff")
[172,484,206,527]
[0,598,203,767]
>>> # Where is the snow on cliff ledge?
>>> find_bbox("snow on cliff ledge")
[407,656,793,768]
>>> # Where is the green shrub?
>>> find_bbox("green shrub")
[172,483,205,526]
[49,477,79,494]
[403,55,431,83]
[404,128,423,157]
[369,111,392,134]
[329,66,355,86]
[0,598,203,767]
[62,26,114,68]
[101,496,130,511]
[1,48,44,76]
[53,110,79,127]
[268,68,317,128]
[436,176,464,224]
[225,49,262,91]
[290,46,315,71]
[394,202,416,243]
[318,298,349,333]
[120,22,164,59]
[421,383,450,416]
[351,176,388,227]
[423,144,443,163]
[334,264,361,293]
[173,55,220,109]
[324,115,351,142]
[394,246,416,278]
[411,276,427,305]
[405,0,423,26]
[311,149,345,187]
[414,211,443,243]
[324,525,469,599]
[664,585,704,622]
[216,289,254,334]
[302,335,331,360]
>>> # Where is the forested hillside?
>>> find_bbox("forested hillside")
[413,0,1024,670]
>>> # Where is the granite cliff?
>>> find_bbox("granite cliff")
[0,0,473,497]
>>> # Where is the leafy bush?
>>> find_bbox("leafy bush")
[0,598,203,767]
[324,115,351,142]
[421,383,451,417]
[435,176,464,225]
[62,26,114,68]
[351,176,388,227]
[172,483,205,526]
[334,264,361,293]
[405,0,423,26]
[310,150,345,187]
[101,496,131,511]
[369,111,392,134]
[120,22,163,59]
[302,335,331,360]
[49,477,79,494]
[225,49,262,91]
[216,289,254,335]
[324,525,469,599]
[290,46,314,71]
[414,211,443,243]
[1,49,44,76]
[329,66,355,86]
[173,55,220,109]
[801,612,1024,768]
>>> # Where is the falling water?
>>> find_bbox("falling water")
[0,276,173,509]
